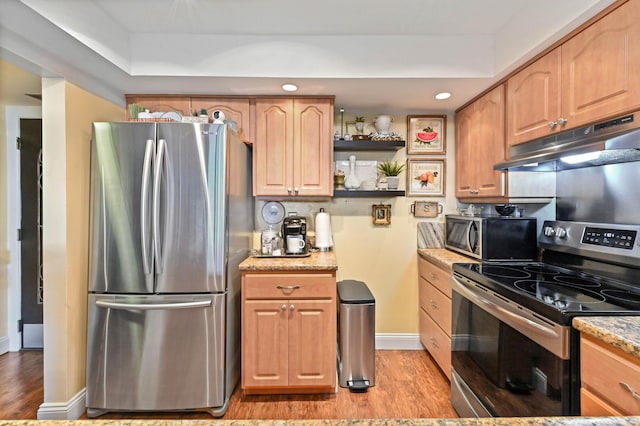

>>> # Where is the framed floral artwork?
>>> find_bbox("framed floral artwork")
[407,159,445,197]
[372,204,391,226]
[406,115,446,155]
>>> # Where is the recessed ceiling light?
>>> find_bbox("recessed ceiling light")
[435,92,451,100]
[282,83,298,92]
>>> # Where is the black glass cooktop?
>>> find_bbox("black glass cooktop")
[453,262,640,325]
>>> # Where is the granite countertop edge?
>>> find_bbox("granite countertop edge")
[239,250,338,272]
[417,248,478,270]
[573,316,640,359]
[3,417,640,425]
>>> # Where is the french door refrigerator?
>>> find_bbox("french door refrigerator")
[86,122,252,417]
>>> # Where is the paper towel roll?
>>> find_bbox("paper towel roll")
[315,208,333,251]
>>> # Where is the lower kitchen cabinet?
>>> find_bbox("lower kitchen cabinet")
[580,333,640,415]
[580,333,640,416]
[418,255,452,380]
[241,271,337,394]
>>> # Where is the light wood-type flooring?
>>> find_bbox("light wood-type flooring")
[0,349,458,420]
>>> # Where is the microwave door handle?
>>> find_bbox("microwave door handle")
[466,221,475,253]
[453,276,559,340]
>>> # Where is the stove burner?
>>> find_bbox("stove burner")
[553,275,601,288]
[477,265,531,279]
[601,289,640,306]
[523,265,560,276]
[514,280,606,308]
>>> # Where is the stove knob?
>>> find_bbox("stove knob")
[544,226,556,237]
[555,227,567,238]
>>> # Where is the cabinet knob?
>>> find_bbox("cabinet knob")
[289,304,295,311]
[287,187,292,195]
[294,187,299,195]
[548,121,558,129]
[281,304,287,311]
[557,117,568,126]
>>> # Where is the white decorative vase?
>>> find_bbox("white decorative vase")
[344,155,360,190]
[374,115,392,134]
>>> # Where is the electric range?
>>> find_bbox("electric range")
[450,220,640,417]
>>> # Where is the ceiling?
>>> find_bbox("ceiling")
[0,0,616,112]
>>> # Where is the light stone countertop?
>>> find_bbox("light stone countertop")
[417,248,477,270]
[3,417,640,425]
[573,316,640,360]
[239,250,338,271]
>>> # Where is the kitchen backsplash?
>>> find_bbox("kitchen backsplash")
[417,222,444,249]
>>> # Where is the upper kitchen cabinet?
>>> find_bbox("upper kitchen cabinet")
[254,97,334,197]
[561,0,640,129]
[507,0,640,147]
[506,48,562,147]
[455,85,506,200]
[125,95,191,118]
[190,97,252,143]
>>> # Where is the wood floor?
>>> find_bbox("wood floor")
[0,350,458,420]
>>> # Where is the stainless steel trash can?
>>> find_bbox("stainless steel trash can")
[337,280,375,392]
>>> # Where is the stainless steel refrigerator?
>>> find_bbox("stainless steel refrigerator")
[86,122,252,417]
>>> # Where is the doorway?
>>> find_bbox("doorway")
[18,118,43,349]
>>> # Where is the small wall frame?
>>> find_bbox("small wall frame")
[372,204,391,226]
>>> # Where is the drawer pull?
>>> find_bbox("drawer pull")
[430,301,439,310]
[277,285,301,290]
[430,273,438,281]
[620,382,640,400]
[430,337,439,349]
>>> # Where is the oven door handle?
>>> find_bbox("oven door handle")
[453,275,560,340]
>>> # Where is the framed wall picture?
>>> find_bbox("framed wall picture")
[406,115,446,155]
[407,158,445,196]
[372,204,391,226]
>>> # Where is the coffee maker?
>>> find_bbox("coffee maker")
[282,214,307,254]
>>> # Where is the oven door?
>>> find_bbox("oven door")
[451,273,573,417]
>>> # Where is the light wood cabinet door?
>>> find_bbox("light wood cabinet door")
[190,97,252,142]
[580,333,640,415]
[242,300,289,389]
[455,85,506,199]
[254,97,333,197]
[288,299,336,388]
[561,0,640,129]
[506,48,562,148]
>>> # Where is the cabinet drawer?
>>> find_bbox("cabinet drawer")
[420,309,451,380]
[425,283,451,336]
[418,256,451,297]
[581,335,640,415]
[243,273,336,299]
[581,388,623,416]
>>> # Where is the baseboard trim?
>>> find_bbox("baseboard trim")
[375,333,423,350]
[0,335,9,355]
[37,388,86,420]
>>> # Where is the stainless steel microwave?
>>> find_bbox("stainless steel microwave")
[444,215,537,261]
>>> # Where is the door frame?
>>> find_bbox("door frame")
[5,106,42,353]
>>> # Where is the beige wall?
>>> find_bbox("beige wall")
[41,78,123,407]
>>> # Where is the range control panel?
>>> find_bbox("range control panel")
[582,227,637,250]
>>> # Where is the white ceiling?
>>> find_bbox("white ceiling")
[0,0,616,112]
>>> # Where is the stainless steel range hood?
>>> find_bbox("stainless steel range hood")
[495,112,640,171]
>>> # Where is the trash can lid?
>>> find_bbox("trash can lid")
[338,280,375,304]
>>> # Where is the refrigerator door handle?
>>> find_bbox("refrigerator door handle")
[153,138,166,275]
[95,299,212,311]
[140,139,154,275]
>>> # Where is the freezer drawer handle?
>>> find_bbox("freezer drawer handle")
[95,299,212,310]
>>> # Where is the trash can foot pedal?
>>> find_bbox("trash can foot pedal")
[347,379,370,392]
